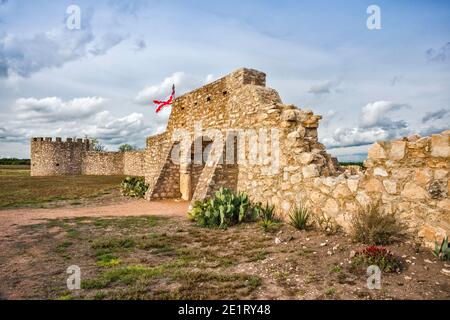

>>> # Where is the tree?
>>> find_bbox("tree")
[119,144,137,152]
[90,138,107,152]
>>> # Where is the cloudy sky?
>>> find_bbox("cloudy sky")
[0,0,449,160]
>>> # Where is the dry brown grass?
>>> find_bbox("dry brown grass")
[2,214,449,300]
[351,202,405,245]
[0,165,125,208]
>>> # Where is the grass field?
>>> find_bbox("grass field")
[1,215,449,300]
[0,165,125,208]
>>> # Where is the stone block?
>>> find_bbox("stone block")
[389,141,406,160]
[368,142,387,160]
[298,152,314,165]
[431,134,450,157]
[383,180,398,195]
[333,183,352,198]
[414,168,432,186]
[401,182,429,199]
[365,178,384,193]
[374,167,388,177]
[418,225,447,249]
[323,198,339,215]
[302,164,319,179]
[347,178,360,194]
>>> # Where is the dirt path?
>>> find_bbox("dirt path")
[0,199,190,239]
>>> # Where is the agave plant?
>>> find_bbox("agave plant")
[257,202,277,222]
[433,237,450,261]
[289,204,311,230]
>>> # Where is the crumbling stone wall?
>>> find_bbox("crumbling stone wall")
[31,138,145,177]
[30,68,448,246]
[144,68,449,246]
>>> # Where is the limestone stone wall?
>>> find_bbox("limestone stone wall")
[143,67,449,247]
[31,138,145,177]
[31,138,90,176]
[82,152,124,175]
[124,151,146,176]
[144,133,181,199]
[31,67,449,247]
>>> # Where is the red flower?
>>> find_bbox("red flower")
[357,246,392,259]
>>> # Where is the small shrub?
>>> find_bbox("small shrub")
[351,246,402,273]
[257,202,277,222]
[260,219,282,233]
[433,237,450,261]
[188,188,254,228]
[289,204,311,230]
[120,177,148,198]
[253,202,282,232]
[351,202,404,245]
[96,253,122,267]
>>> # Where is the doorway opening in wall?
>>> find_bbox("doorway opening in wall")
[179,136,213,201]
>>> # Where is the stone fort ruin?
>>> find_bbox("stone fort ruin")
[31,68,450,246]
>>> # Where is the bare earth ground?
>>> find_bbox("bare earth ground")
[0,166,449,300]
[0,197,189,239]
[0,197,449,300]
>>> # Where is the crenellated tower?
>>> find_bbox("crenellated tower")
[30,137,90,176]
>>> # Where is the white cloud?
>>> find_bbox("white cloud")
[90,32,128,56]
[0,125,27,143]
[0,96,153,152]
[15,96,106,122]
[422,108,449,123]
[320,109,337,128]
[108,0,148,16]
[360,101,409,129]
[322,127,391,148]
[135,72,212,105]
[0,8,126,78]
[133,39,147,52]
[321,100,411,148]
[308,80,336,95]
[0,9,94,78]
[85,111,151,145]
[426,42,450,63]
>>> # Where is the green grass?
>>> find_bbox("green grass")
[17,215,265,300]
[330,265,342,273]
[247,250,269,262]
[92,238,136,250]
[82,265,165,289]
[0,165,125,208]
[92,216,162,229]
[325,287,336,297]
[96,253,122,267]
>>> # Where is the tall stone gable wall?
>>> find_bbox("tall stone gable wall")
[144,68,449,247]
[30,138,145,177]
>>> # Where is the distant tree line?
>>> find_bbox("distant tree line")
[85,136,140,152]
[86,137,141,153]
[0,158,31,165]
[339,162,364,168]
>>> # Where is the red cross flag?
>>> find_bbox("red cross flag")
[153,84,175,113]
